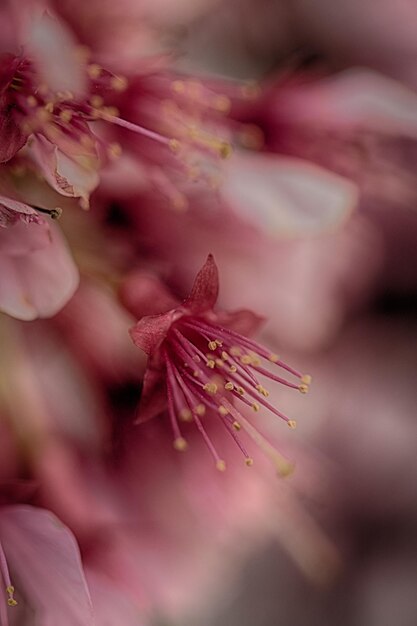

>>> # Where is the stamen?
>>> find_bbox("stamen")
[32,205,62,220]
[100,112,173,147]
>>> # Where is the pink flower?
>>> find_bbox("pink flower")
[126,255,311,472]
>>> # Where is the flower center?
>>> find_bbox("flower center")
[162,316,310,474]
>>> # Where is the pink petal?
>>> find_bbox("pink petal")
[86,569,144,626]
[222,152,358,236]
[0,505,94,626]
[25,11,87,97]
[29,135,100,204]
[0,195,43,227]
[0,223,79,320]
[183,253,219,313]
[130,309,178,355]
[276,69,417,136]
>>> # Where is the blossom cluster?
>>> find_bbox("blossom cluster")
[1,1,417,625]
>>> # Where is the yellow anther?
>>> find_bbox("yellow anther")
[90,95,104,108]
[193,370,199,377]
[301,374,312,385]
[245,458,254,467]
[229,365,237,373]
[179,408,192,422]
[108,142,122,159]
[298,384,309,394]
[224,382,234,391]
[215,359,224,368]
[208,340,218,351]
[87,63,101,79]
[59,109,73,123]
[172,80,185,94]
[192,355,200,362]
[232,421,241,431]
[110,76,128,92]
[287,420,297,430]
[218,406,229,417]
[103,106,119,117]
[214,95,231,113]
[230,347,242,356]
[239,124,264,150]
[44,102,54,113]
[237,387,245,396]
[6,586,17,607]
[80,134,94,148]
[206,359,215,369]
[27,95,37,107]
[221,351,229,361]
[241,81,261,99]
[49,207,62,220]
[252,403,260,412]
[256,385,269,397]
[203,382,218,395]
[173,437,188,452]
[215,339,223,347]
[216,460,226,472]
[269,353,279,363]
[241,355,253,365]
[169,138,181,153]
[195,404,206,416]
[56,90,74,101]
[219,141,232,159]
[277,462,295,478]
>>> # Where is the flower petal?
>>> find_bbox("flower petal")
[0,223,79,320]
[29,135,100,204]
[222,152,357,237]
[276,69,417,136]
[0,505,94,626]
[130,310,178,355]
[0,195,43,227]
[25,11,87,96]
[183,253,219,313]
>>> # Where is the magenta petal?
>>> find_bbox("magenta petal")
[183,253,219,314]
[0,505,94,626]
[130,309,178,355]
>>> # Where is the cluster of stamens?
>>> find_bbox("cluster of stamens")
[4,49,266,214]
[163,316,310,475]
